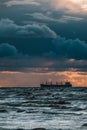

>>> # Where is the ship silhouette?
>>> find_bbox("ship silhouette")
[40,81,72,88]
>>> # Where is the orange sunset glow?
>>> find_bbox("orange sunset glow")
[53,0,87,14]
[0,71,87,87]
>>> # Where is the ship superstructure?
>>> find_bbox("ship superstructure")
[40,81,72,88]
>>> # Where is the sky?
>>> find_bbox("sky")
[0,0,87,87]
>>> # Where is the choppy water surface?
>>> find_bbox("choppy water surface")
[0,87,87,130]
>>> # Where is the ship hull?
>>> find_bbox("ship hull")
[40,84,72,88]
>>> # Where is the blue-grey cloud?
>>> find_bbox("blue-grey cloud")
[0,34,87,60]
[44,37,87,60]
[4,0,40,7]
[26,13,83,23]
[0,43,17,57]
[0,41,87,73]
[0,53,87,72]
[0,18,57,38]
[0,0,86,41]
[6,0,87,15]
[57,15,84,23]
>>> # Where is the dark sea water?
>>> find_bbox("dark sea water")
[0,87,87,130]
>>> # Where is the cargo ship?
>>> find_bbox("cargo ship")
[40,81,72,88]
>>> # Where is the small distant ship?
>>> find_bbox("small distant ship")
[40,81,72,88]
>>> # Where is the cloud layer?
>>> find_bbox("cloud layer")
[5,0,87,14]
[3,0,87,15]
[0,17,87,61]
[0,36,87,74]
[52,37,87,60]
[4,0,40,7]
[0,43,17,57]
[51,0,87,14]
[27,13,83,23]
[0,18,57,38]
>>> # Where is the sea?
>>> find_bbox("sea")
[0,87,87,130]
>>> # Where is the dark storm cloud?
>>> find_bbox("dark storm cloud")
[0,36,87,72]
[0,43,17,57]
[0,18,57,38]
[0,18,87,61]
[0,0,86,41]
[0,0,87,74]
[0,55,87,73]
[0,19,87,61]
[51,37,87,60]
